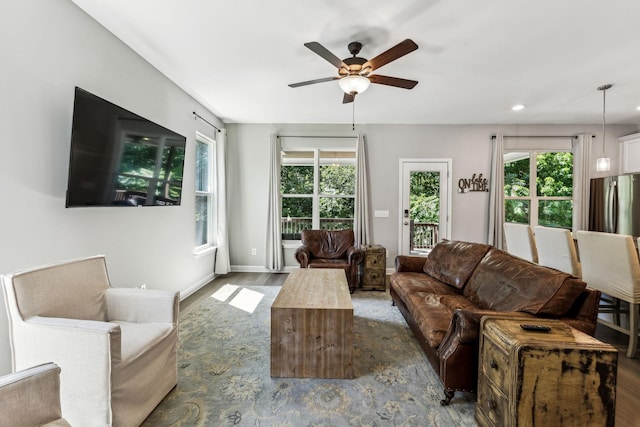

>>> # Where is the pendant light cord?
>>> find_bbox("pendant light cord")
[598,84,612,156]
[602,87,606,155]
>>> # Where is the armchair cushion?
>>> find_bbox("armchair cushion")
[10,255,109,321]
[299,229,355,260]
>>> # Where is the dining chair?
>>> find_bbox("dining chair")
[503,223,538,263]
[576,230,640,357]
[533,225,581,277]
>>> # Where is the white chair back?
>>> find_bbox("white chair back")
[576,230,640,357]
[503,223,538,263]
[576,231,640,303]
[534,226,581,277]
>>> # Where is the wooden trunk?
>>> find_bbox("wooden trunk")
[270,268,353,379]
[476,317,618,427]
[361,245,386,291]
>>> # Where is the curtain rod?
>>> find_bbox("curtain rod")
[491,134,594,139]
[277,135,357,139]
[192,111,221,132]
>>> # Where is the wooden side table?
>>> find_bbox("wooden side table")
[361,245,386,291]
[476,317,618,427]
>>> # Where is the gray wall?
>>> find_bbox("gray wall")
[2,0,637,377]
[0,0,223,374]
[226,123,637,271]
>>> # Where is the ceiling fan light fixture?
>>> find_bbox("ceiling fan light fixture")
[338,75,370,95]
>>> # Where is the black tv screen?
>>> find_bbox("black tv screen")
[66,87,186,207]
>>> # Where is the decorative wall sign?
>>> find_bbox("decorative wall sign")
[458,173,488,193]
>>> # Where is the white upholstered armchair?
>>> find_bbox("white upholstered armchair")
[1,255,179,427]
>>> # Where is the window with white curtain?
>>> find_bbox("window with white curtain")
[280,148,356,240]
[195,132,216,250]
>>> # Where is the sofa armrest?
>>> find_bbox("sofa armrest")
[105,288,179,324]
[394,255,427,272]
[347,246,364,266]
[560,287,600,336]
[294,245,312,267]
[441,308,532,347]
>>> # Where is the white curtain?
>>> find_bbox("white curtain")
[354,134,370,246]
[214,129,230,274]
[572,133,592,232]
[266,134,283,270]
[487,133,505,248]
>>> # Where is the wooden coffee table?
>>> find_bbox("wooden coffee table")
[270,268,354,379]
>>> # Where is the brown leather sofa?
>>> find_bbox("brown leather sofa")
[294,229,363,292]
[390,240,600,405]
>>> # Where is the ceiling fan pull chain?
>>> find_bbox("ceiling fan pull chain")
[352,97,355,131]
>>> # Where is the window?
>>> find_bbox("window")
[195,133,215,249]
[281,149,355,240]
[504,151,573,228]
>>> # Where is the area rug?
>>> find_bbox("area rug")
[142,285,477,426]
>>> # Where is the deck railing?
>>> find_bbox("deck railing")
[281,217,354,240]
[281,217,438,249]
[410,221,439,251]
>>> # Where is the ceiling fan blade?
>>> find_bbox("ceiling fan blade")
[368,74,418,89]
[304,42,347,70]
[288,76,340,88]
[363,39,418,73]
[342,93,355,104]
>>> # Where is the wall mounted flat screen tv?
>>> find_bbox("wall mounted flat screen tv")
[66,87,186,207]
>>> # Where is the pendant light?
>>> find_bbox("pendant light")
[596,84,612,172]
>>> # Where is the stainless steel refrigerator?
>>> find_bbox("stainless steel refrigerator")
[589,174,640,238]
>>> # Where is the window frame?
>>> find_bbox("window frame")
[194,131,216,254]
[281,147,356,241]
[503,149,573,228]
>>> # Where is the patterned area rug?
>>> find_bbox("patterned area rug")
[143,285,477,426]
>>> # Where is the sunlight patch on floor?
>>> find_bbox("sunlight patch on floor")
[228,288,264,313]
[210,284,239,302]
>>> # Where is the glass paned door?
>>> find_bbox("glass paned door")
[399,160,451,256]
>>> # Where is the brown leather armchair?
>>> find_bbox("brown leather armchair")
[294,229,364,292]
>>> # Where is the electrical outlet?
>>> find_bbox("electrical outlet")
[141,284,146,290]
[251,248,257,256]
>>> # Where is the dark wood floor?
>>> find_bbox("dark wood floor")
[181,272,640,426]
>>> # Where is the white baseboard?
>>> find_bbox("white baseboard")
[230,266,395,275]
[180,272,216,301]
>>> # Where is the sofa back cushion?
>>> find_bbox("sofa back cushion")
[301,229,354,260]
[422,240,492,290]
[7,256,110,321]
[463,248,586,316]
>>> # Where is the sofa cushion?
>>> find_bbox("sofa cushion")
[390,272,459,304]
[407,292,477,348]
[464,248,586,316]
[422,240,492,290]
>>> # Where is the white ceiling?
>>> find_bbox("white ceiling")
[70,0,640,126]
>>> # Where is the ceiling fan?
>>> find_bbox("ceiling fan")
[289,39,419,104]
